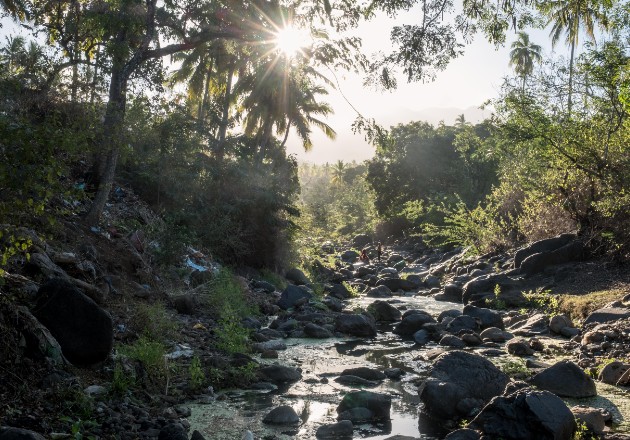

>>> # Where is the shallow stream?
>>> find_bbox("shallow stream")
[188,293,630,439]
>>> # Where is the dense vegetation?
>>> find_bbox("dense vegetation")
[0,0,628,274]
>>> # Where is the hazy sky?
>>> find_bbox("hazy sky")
[0,6,575,165]
[286,8,567,164]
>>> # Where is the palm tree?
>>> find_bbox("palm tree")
[0,35,25,72]
[330,160,346,185]
[0,0,29,20]
[454,113,469,128]
[509,31,542,93]
[540,0,610,113]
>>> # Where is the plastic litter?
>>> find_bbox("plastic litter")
[165,344,194,360]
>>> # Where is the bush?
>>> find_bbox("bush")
[119,337,168,386]
[199,268,253,319]
[214,306,251,354]
[131,301,176,342]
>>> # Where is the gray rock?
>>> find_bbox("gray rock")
[506,340,534,356]
[584,307,630,325]
[462,274,522,305]
[571,405,609,434]
[549,314,572,334]
[384,368,404,380]
[367,300,401,322]
[304,323,333,338]
[393,312,436,336]
[520,241,583,276]
[253,340,287,352]
[419,351,509,420]
[442,283,463,301]
[440,335,466,348]
[334,375,379,387]
[173,293,199,315]
[376,278,416,291]
[413,329,430,345]
[438,309,462,322]
[323,296,344,312]
[259,364,302,384]
[469,388,576,439]
[353,234,372,248]
[329,283,352,299]
[263,405,300,425]
[341,250,359,261]
[509,314,550,336]
[335,314,377,337]
[598,361,630,385]
[277,284,313,310]
[463,305,504,330]
[514,233,577,268]
[341,367,386,381]
[529,360,596,398]
[336,391,391,422]
[285,268,310,285]
[158,423,187,440]
[366,285,393,298]
[316,420,353,439]
[480,327,512,342]
[32,278,113,366]
[461,333,482,346]
[444,429,481,440]
[253,280,276,293]
[0,427,46,440]
[446,315,478,334]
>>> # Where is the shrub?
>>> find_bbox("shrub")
[214,306,251,354]
[188,356,206,391]
[131,301,176,342]
[120,337,168,386]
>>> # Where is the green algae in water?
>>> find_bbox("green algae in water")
[564,382,630,433]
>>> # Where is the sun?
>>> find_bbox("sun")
[274,26,309,57]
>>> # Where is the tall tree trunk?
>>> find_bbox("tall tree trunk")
[197,59,213,132]
[216,62,234,164]
[280,118,292,148]
[568,41,575,115]
[71,59,79,103]
[256,117,274,165]
[85,60,128,226]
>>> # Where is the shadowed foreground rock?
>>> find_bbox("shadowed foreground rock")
[469,388,576,440]
[32,278,113,366]
[419,351,509,420]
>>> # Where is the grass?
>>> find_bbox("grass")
[119,337,169,387]
[199,267,254,319]
[131,301,176,342]
[499,359,530,378]
[259,268,288,290]
[558,288,626,322]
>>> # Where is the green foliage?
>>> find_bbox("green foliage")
[215,307,251,354]
[259,269,288,290]
[485,284,508,310]
[131,301,176,342]
[524,289,560,316]
[188,356,206,391]
[207,361,258,389]
[500,359,529,378]
[110,362,134,396]
[342,281,361,298]
[573,419,597,440]
[200,268,253,319]
[120,337,168,385]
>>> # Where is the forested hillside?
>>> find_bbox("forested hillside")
[0,0,629,439]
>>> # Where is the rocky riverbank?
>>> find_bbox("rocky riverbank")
[2,213,630,440]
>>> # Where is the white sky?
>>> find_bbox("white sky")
[1,7,582,165]
[285,7,573,164]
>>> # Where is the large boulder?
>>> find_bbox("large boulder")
[462,274,521,304]
[259,364,302,384]
[336,391,391,422]
[469,388,576,440]
[353,234,372,249]
[0,427,46,440]
[463,305,504,330]
[393,312,436,336]
[263,405,300,425]
[340,367,386,381]
[367,300,402,322]
[335,314,377,337]
[316,420,353,439]
[366,285,393,298]
[446,315,478,334]
[376,278,416,292]
[529,360,596,398]
[520,241,584,276]
[419,351,509,420]
[285,268,310,285]
[509,314,550,336]
[277,285,313,310]
[329,283,352,299]
[584,307,630,325]
[513,233,576,268]
[304,323,333,339]
[32,278,113,366]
